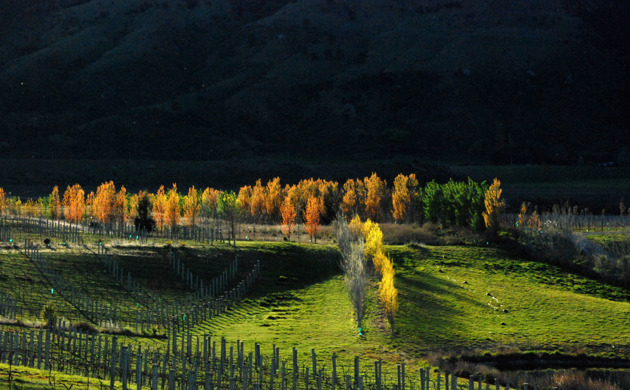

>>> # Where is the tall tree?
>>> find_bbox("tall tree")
[364,173,388,222]
[49,186,61,220]
[153,185,167,229]
[341,179,366,218]
[265,177,283,223]
[250,179,266,224]
[93,181,116,224]
[378,258,398,334]
[218,191,240,246]
[183,186,201,229]
[392,173,419,223]
[335,217,368,332]
[280,195,297,241]
[0,187,5,217]
[165,184,181,229]
[63,184,85,223]
[305,196,323,243]
[112,186,127,226]
[134,191,156,232]
[482,178,505,233]
[201,187,221,221]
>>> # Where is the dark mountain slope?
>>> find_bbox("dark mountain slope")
[0,0,627,163]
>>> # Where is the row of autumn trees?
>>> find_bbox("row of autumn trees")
[0,174,505,238]
[337,216,398,334]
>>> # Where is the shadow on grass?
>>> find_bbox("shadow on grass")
[396,271,487,347]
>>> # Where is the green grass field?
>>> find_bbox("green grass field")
[1,230,629,389]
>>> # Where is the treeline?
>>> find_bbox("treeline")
[0,175,502,236]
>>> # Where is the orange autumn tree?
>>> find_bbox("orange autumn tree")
[201,187,221,220]
[183,186,201,229]
[482,178,505,233]
[93,181,116,224]
[266,177,283,223]
[364,173,388,222]
[0,187,5,217]
[250,179,266,223]
[237,186,253,217]
[165,184,181,229]
[49,186,61,220]
[112,186,127,226]
[305,196,324,243]
[341,179,366,219]
[280,188,298,241]
[392,173,419,223]
[63,184,85,223]
[153,185,167,229]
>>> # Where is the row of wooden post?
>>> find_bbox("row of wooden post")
[1,327,537,390]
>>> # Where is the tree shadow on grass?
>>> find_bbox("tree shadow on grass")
[396,272,488,347]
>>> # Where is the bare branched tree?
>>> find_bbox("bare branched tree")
[335,216,368,330]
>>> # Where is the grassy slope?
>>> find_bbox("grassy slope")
[193,243,630,367]
[1,239,629,370]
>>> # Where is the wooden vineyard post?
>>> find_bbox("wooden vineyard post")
[292,347,298,390]
[332,353,337,390]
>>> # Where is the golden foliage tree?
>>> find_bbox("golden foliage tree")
[153,185,167,229]
[378,258,398,333]
[305,196,323,243]
[364,222,384,269]
[183,186,201,229]
[93,181,116,224]
[49,186,61,220]
[482,178,505,233]
[266,177,283,223]
[112,186,127,226]
[250,179,266,222]
[517,202,528,228]
[201,187,221,220]
[364,173,388,222]
[63,184,85,223]
[392,173,419,223]
[280,195,297,241]
[165,184,181,229]
[0,187,5,217]
[341,179,366,218]
[528,210,541,230]
[237,186,252,216]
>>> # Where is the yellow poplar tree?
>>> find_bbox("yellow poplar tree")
[266,177,283,223]
[49,186,61,220]
[63,184,85,223]
[112,186,127,226]
[250,179,266,223]
[93,181,116,224]
[280,195,297,241]
[0,187,5,217]
[364,223,384,269]
[392,173,419,223]
[364,173,388,222]
[378,259,398,334]
[165,184,181,229]
[153,185,167,229]
[482,178,505,233]
[305,196,323,243]
[184,186,201,229]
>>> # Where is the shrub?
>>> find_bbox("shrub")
[40,303,57,329]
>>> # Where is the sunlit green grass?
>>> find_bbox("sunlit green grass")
[193,242,630,371]
[0,362,127,389]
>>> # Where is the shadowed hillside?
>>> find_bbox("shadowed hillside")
[0,0,628,163]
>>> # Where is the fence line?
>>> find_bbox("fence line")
[0,328,532,390]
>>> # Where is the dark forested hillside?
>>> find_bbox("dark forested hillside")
[0,0,628,163]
